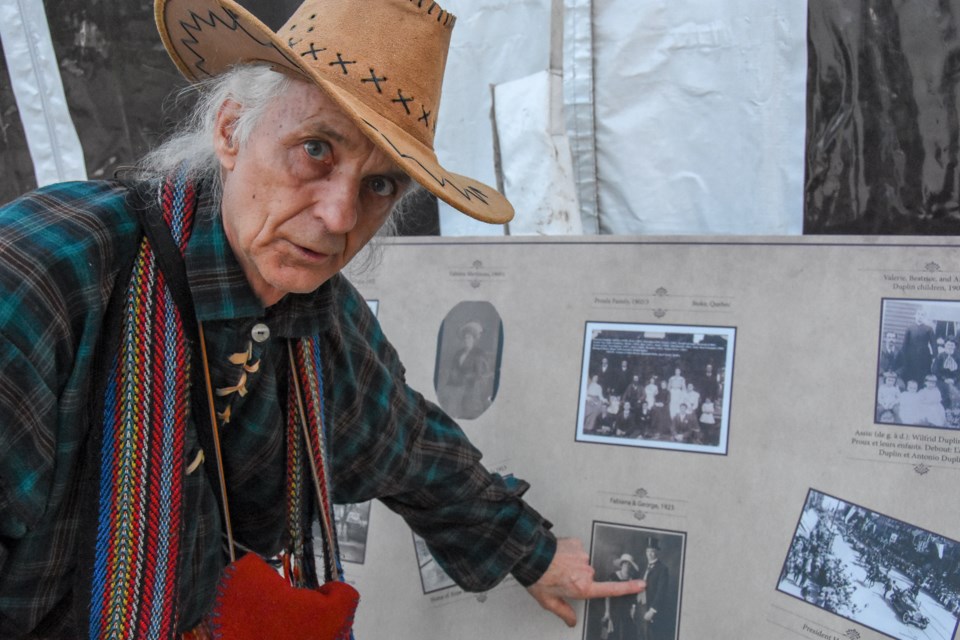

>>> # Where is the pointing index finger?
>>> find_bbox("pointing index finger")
[582,578,646,600]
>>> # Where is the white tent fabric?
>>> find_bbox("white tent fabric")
[494,70,583,235]
[434,0,554,237]
[442,0,808,235]
[575,0,808,235]
[0,0,86,186]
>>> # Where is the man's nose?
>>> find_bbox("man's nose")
[313,172,360,233]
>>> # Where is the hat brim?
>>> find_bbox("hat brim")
[155,0,514,224]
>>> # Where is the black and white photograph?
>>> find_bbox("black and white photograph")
[413,533,457,595]
[433,301,504,421]
[582,522,685,640]
[333,502,372,565]
[576,322,735,454]
[877,299,960,429]
[777,489,960,640]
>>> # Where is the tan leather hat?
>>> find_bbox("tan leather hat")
[155,0,514,224]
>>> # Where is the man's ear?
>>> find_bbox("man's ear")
[214,99,242,171]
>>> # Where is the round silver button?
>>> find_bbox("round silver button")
[251,323,271,343]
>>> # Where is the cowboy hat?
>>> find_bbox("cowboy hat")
[155,0,514,224]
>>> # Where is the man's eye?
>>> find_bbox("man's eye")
[303,140,332,160]
[367,176,396,197]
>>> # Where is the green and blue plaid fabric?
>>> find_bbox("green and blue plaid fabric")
[0,180,554,637]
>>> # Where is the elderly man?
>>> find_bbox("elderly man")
[0,0,642,637]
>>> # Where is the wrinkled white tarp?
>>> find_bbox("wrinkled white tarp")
[441,0,807,235]
[434,0,553,236]
[0,0,86,186]
[566,0,807,234]
[494,70,582,235]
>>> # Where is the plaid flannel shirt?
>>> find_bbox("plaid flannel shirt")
[0,180,555,637]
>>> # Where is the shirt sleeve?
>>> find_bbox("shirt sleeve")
[323,277,556,591]
[0,336,57,547]
[0,182,136,635]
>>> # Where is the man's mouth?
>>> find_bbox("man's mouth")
[291,241,337,263]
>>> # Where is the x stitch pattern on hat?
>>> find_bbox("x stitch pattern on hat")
[156,0,514,223]
[285,22,440,142]
[280,1,449,149]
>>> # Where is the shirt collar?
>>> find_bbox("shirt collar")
[183,185,334,337]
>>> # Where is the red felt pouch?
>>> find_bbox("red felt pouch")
[208,554,358,640]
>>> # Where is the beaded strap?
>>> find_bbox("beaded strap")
[287,337,345,586]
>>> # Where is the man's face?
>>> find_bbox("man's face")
[646,548,658,563]
[946,341,956,355]
[216,80,410,306]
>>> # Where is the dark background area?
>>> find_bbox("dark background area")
[4,1,960,235]
[805,0,960,234]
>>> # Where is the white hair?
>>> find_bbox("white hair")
[131,62,417,238]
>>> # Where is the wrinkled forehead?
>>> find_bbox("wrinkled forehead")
[258,76,406,175]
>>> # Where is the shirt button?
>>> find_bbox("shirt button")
[251,323,271,343]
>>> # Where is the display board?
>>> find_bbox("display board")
[330,235,960,640]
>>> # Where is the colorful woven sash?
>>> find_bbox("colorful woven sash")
[89,171,196,639]
[86,172,350,638]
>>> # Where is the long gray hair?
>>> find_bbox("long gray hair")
[132,63,414,237]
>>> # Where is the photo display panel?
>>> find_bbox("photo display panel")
[334,236,960,640]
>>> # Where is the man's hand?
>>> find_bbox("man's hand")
[526,538,645,627]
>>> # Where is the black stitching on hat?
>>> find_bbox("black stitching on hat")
[300,42,326,60]
[307,26,314,33]
[392,89,414,114]
[364,118,491,205]
[361,68,387,93]
[309,13,316,19]
[329,52,356,74]
[403,0,455,27]
[177,8,302,78]
[418,106,431,128]
[290,24,297,30]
